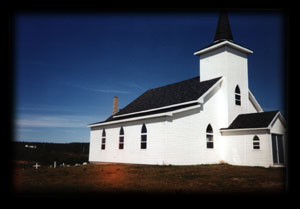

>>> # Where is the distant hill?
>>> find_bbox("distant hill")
[13,142,89,166]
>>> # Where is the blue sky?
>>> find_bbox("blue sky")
[14,11,286,143]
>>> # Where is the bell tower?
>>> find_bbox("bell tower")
[194,11,253,124]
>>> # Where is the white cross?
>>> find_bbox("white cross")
[33,163,41,170]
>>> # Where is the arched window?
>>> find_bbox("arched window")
[101,129,106,150]
[253,135,260,150]
[119,127,124,149]
[141,124,147,149]
[235,85,241,106]
[206,124,213,149]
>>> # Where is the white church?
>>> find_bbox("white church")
[88,12,286,168]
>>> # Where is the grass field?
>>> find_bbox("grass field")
[13,162,286,196]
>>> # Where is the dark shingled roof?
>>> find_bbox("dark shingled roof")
[194,12,251,55]
[114,76,221,116]
[214,11,234,42]
[222,111,280,130]
[91,76,222,125]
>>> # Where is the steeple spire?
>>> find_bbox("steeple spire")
[213,11,233,43]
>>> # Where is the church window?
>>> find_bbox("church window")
[253,135,260,150]
[141,124,147,149]
[235,85,241,106]
[119,127,124,149]
[101,129,106,150]
[206,124,214,149]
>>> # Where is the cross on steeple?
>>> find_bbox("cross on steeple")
[213,11,233,43]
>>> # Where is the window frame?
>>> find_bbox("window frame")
[253,135,260,150]
[119,127,124,150]
[206,124,214,149]
[141,124,147,150]
[235,85,241,106]
[101,129,106,150]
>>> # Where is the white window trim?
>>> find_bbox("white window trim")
[206,133,214,149]
[119,134,124,150]
[206,125,214,149]
[141,133,147,150]
[101,136,106,150]
[235,93,241,103]
[252,136,260,150]
[235,86,241,106]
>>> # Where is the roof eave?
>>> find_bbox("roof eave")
[220,127,270,133]
[112,100,198,119]
[88,104,201,128]
[197,77,223,103]
[248,89,263,112]
[193,41,253,56]
[268,111,286,129]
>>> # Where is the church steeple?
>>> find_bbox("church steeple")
[194,11,253,57]
[213,11,233,43]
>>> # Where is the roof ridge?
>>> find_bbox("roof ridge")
[149,76,222,92]
[148,76,199,91]
[238,110,280,116]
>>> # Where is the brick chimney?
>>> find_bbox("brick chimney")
[112,96,118,115]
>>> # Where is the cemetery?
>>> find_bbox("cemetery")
[13,142,89,169]
[13,162,285,195]
[12,141,286,194]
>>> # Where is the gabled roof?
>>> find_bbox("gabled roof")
[114,76,222,117]
[221,111,280,130]
[90,76,222,126]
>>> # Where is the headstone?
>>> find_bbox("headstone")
[33,163,40,170]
